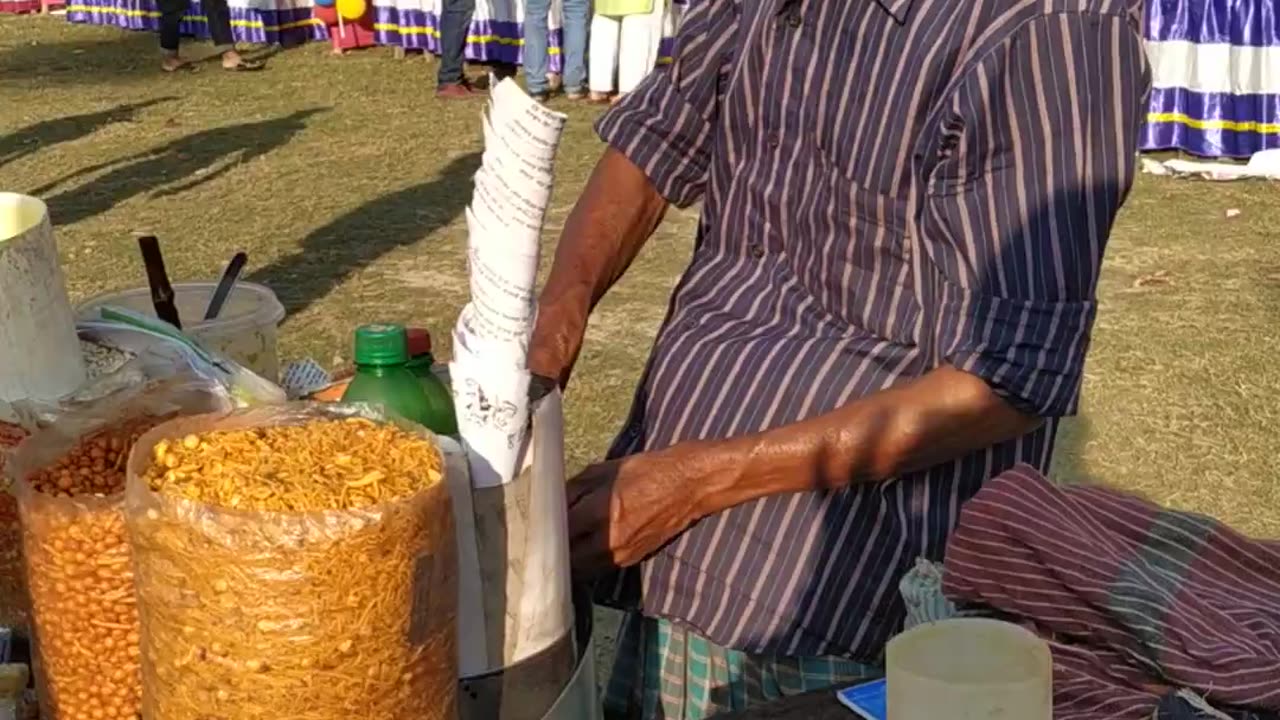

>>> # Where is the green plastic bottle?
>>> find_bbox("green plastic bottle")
[404,328,459,437]
[341,324,435,428]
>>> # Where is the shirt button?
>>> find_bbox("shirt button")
[749,242,765,259]
[788,12,802,28]
[767,133,780,148]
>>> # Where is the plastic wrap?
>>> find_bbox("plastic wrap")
[0,318,285,441]
[8,377,231,720]
[0,422,29,634]
[76,313,286,407]
[0,664,29,720]
[125,404,458,720]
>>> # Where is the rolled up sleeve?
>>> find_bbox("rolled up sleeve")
[920,12,1150,417]
[594,1,739,207]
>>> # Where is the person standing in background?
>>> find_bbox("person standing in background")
[437,0,482,98]
[587,0,665,104]
[158,0,264,72]
[524,0,589,101]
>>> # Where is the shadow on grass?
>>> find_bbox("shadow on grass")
[0,32,164,85]
[33,108,327,225]
[248,151,481,316]
[0,97,175,170]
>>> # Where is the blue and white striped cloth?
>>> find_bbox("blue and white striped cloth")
[1142,0,1280,157]
[63,0,685,69]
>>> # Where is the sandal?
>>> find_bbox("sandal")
[223,59,266,72]
[161,61,200,73]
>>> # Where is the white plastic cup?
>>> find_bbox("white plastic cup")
[76,281,286,381]
[0,193,87,403]
[887,618,1052,720]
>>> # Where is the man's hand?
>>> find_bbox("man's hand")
[567,443,724,577]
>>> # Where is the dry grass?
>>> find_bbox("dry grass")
[4,15,1280,669]
[0,15,698,481]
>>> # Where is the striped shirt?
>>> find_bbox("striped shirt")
[945,465,1280,719]
[594,0,1151,661]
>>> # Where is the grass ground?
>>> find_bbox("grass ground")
[3,14,1280,676]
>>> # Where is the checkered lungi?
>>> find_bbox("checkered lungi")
[602,611,881,719]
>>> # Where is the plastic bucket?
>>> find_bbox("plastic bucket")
[76,282,286,381]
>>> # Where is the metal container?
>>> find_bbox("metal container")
[459,588,600,720]
[442,390,602,720]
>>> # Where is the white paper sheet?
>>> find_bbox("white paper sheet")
[471,167,548,244]
[449,358,531,489]
[438,435,489,675]
[486,80,567,151]
[449,79,576,678]
[452,77,567,489]
[513,390,574,659]
[479,123,556,204]
[465,236,536,323]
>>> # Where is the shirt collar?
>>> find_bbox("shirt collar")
[875,0,914,23]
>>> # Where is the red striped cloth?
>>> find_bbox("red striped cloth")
[0,0,62,12]
[943,464,1280,720]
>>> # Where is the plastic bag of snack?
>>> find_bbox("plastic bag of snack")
[125,403,457,720]
[7,376,232,720]
[0,421,29,635]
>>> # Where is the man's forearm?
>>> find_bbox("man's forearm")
[689,366,1045,517]
[528,147,669,386]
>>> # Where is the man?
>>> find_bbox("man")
[529,0,1151,717]
[436,0,481,98]
[523,0,590,100]
[158,0,263,72]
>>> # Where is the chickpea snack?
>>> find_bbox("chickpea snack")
[124,404,458,720]
[7,379,231,720]
[0,421,30,634]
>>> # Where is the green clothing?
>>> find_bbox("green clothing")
[593,0,653,17]
[602,612,881,719]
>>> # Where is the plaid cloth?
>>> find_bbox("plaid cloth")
[602,611,880,719]
[944,464,1280,720]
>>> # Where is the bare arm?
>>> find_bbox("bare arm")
[527,149,668,388]
[569,366,1040,570]
[684,367,1040,515]
[526,0,738,391]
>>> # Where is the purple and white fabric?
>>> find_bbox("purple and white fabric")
[1142,0,1280,157]
[64,0,683,70]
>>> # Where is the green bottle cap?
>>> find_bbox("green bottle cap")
[353,324,410,366]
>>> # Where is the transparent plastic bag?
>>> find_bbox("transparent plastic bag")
[0,317,284,440]
[125,404,458,720]
[8,377,232,720]
[0,663,29,720]
[77,310,285,407]
[0,422,30,635]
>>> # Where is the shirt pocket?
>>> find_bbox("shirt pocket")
[783,142,920,345]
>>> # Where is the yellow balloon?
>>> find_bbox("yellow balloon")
[336,0,366,20]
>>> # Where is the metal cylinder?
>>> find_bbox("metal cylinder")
[458,589,599,720]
